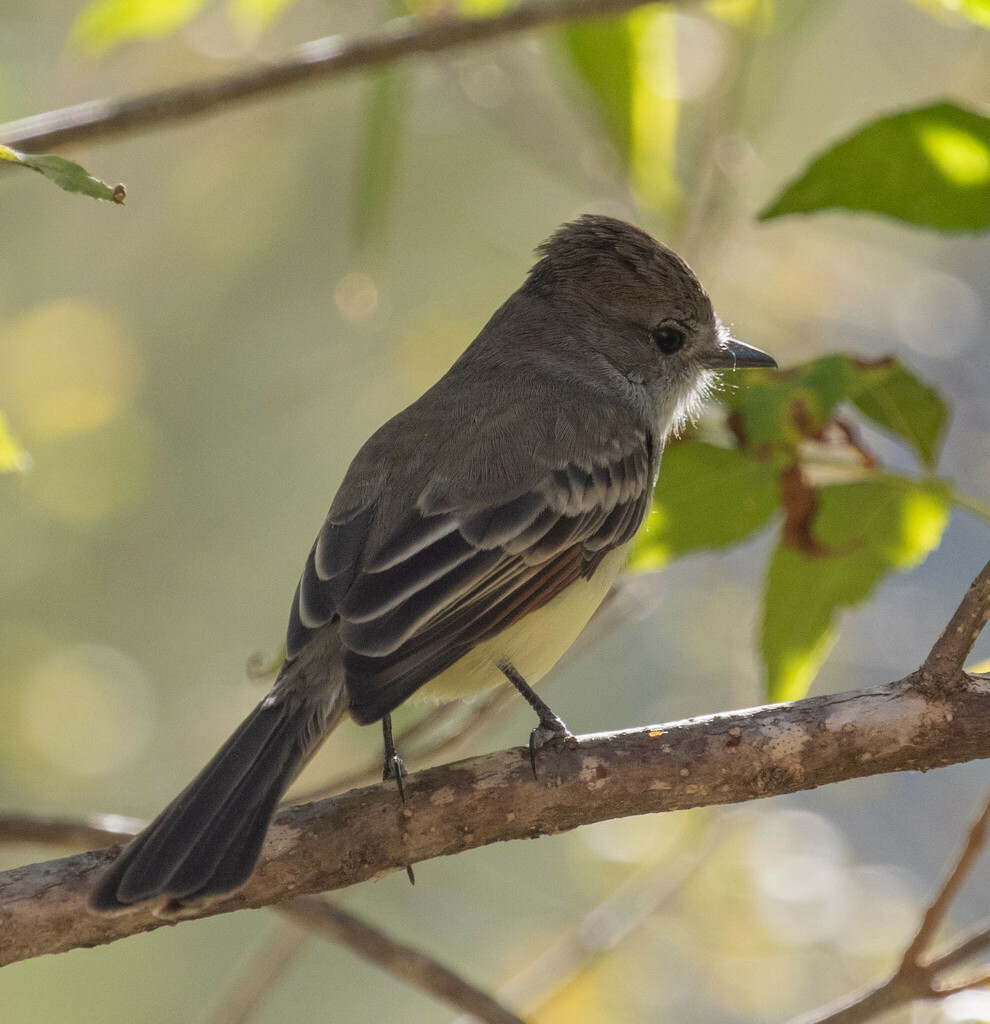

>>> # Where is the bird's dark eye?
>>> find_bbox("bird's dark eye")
[652,324,687,355]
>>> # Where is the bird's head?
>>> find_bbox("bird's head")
[526,214,776,437]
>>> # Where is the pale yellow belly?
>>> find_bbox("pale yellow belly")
[415,544,629,702]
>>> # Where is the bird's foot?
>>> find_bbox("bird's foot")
[498,660,574,780]
[381,714,415,885]
[382,750,408,802]
[528,715,574,779]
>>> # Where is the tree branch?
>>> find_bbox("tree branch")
[788,787,990,1024]
[2,670,990,967]
[207,922,311,1024]
[0,0,673,153]
[1,812,523,1023]
[922,558,990,688]
[281,897,525,1024]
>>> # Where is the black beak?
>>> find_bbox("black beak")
[705,337,777,370]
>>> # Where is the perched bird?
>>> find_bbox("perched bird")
[91,214,775,914]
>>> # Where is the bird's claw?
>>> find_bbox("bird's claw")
[383,752,408,803]
[528,716,573,779]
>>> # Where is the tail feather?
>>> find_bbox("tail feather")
[90,691,342,913]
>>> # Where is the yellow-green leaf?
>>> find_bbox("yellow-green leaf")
[762,477,950,702]
[562,7,679,213]
[0,411,28,473]
[724,354,949,469]
[629,441,778,570]
[907,0,990,28]
[848,360,947,469]
[353,68,405,250]
[0,144,125,204]
[72,0,208,55]
[760,101,990,233]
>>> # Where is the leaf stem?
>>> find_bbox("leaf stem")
[799,455,990,529]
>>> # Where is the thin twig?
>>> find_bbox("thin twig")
[922,557,990,687]
[0,0,679,153]
[453,814,717,1021]
[0,812,142,849]
[789,787,990,1024]
[287,688,513,805]
[901,789,990,969]
[282,897,525,1024]
[289,572,661,804]
[207,923,311,1024]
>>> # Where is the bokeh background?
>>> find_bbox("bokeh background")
[1,0,989,1021]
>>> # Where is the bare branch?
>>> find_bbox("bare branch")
[282,897,525,1024]
[208,923,311,1024]
[900,788,990,969]
[457,814,716,1020]
[789,786,990,1024]
[3,671,990,967]
[0,812,142,849]
[0,0,674,153]
[922,558,990,687]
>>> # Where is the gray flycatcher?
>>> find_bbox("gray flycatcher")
[91,214,776,914]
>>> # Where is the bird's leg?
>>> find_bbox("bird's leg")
[381,713,407,802]
[499,661,573,779]
[381,714,415,885]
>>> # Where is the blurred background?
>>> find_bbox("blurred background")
[1,0,989,1021]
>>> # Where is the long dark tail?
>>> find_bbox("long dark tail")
[90,690,344,913]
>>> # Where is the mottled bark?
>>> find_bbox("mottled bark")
[2,671,989,967]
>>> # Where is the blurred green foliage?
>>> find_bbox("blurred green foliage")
[763,477,949,701]
[72,0,209,53]
[0,144,124,203]
[0,411,27,473]
[563,8,679,213]
[631,354,968,702]
[909,0,990,27]
[760,102,990,233]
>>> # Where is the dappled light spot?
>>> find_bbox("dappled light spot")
[891,269,982,358]
[19,644,155,778]
[334,271,379,324]
[0,301,138,439]
[918,121,990,187]
[23,415,161,526]
[836,865,917,957]
[581,812,693,864]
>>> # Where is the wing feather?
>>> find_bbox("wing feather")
[285,432,655,718]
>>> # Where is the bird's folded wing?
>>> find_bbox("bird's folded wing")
[285,437,653,723]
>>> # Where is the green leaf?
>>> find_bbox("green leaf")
[0,411,28,473]
[562,7,679,212]
[760,101,990,233]
[353,67,405,251]
[847,359,948,469]
[71,0,208,54]
[762,477,950,702]
[0,144,125,203]
[628,442,778,570]
[724,354,949,469]
[563,18,635,165]
[907,0,990,28]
